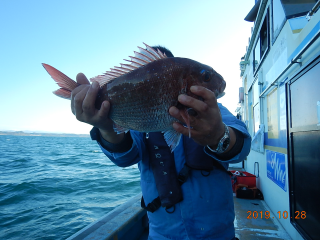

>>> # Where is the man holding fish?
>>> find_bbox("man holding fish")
[44,45,250,239]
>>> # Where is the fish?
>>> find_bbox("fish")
[42,43,226,151]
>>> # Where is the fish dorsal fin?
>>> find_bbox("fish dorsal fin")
[90,43,167,87]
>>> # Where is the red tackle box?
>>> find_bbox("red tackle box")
[230,170,256,193]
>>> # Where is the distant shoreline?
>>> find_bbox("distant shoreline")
[0,131,90,138]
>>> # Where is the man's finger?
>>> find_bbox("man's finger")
[97,101,111,119]
[169,106,185,123]
[82,81,100,115]
[173,122,198,137]
[71,84,90,100]
[190,86,218,109]
[76,73,90,85]
[74,86,90,117]
[178,94,208,113]
[71,85,89,114]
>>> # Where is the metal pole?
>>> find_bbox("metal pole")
[306,0,320,20]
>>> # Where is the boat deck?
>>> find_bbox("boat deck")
[67,194,291,240]
[234,196,291,239]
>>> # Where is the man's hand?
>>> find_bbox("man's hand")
[169,86,236,153]
[71,73,124,144]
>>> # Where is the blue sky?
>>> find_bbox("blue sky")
[0,0,254,134]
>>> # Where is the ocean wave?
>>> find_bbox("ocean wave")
[0,135,141,240]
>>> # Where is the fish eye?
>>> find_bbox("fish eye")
[201,70,211,82]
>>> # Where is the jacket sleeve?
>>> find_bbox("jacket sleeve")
[204,103,251,164]
[90,127,145,167]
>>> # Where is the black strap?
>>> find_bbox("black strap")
[141,164,191,213]
[141,196,161,213]
[141,133,232,213]
[145,132,183,209]
[142,161,232,213]
[213,128,245,160]
[177,164,191,184]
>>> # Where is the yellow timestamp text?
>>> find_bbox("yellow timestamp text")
[247,211,306,219]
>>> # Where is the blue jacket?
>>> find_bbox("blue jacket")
[97,103,251,240]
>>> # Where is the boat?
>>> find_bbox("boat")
[66,192,292,240]
[68,0,320,239]
[236,0,320,239]
[66,194,148,240]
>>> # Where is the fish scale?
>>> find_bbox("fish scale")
[42,43,226,151]
[103,59,185,133]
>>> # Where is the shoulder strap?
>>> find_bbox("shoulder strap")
[141,163,191,213]
[141,133,232,213]
[144,132,183,208]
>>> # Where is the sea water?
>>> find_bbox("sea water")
[0,135,141,240]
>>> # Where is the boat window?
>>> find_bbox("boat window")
[281,0,317,19]
[254,39,260,71]
[244,78,249,123]
[253,9,270,73]
[248,89,254,135]
[272,0,317,43]
[252,79,261,134]
[272,0,286,43]
[267,88,279,139]
[253,79,260,107]
[253,103,260,134]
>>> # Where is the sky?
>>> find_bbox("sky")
[0,0,254,134]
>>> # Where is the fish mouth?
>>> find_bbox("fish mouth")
[217,92,225,99]
[219,81,226,97]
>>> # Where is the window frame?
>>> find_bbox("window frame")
[271,0,286,44]
[253,8,270,75]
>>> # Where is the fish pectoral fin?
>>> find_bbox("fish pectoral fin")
[113,123,130,134]
[163,129,182,152]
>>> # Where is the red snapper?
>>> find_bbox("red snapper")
[42,43,226,151]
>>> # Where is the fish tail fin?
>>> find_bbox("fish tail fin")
[42,63,79,100]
